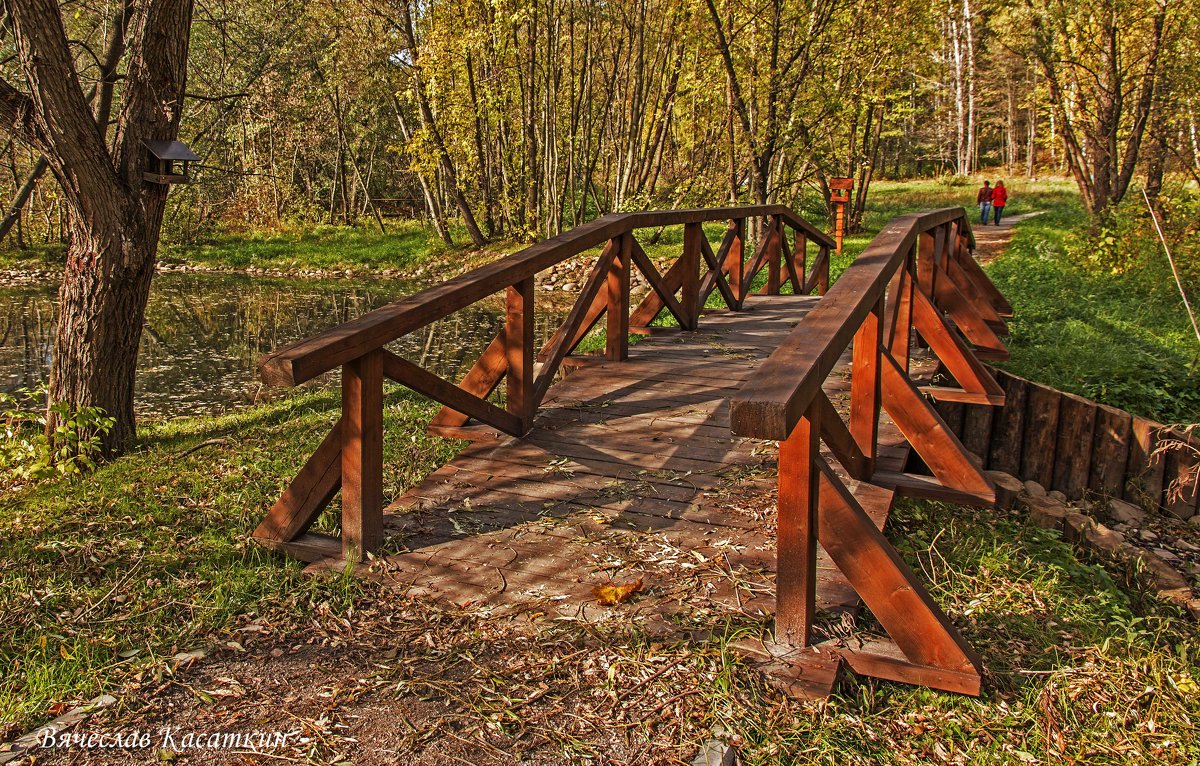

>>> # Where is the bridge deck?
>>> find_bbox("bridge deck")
[339,294,924,695]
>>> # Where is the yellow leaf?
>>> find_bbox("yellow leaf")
[591,577,643,605]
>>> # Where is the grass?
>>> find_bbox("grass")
[986,198,1200,423]
[0,385,460,738]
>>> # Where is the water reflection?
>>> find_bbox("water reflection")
[0,273,562,420]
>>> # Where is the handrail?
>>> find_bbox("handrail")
[258,205,833,387]
[252,203,832,564]
[730,207,977,440]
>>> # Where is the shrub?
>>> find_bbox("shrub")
[0,386,115,484]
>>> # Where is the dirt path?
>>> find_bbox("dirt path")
[972,211,1042,264]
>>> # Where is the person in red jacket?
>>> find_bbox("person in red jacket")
[976,180,993,225]
[991,180,1008,225]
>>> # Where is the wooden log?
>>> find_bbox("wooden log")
[1051,393,1095,500]
[1020,384,1060,489]
[987,371,1026,475]
[935,400,965,438]
[1089,404,1132,497]
[1125,417,1167,508]
[776,405,821,646]
[960,404,994,464]
[1163,432,1200,520]
[341,349,384,561]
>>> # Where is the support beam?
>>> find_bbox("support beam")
[341,350,384,561]
[776,402,821,646]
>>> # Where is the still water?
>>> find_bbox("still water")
[0,273,562,420]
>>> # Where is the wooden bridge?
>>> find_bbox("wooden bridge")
[253,205,1014,698]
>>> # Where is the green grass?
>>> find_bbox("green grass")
[705,499,1200,764]
[986,198,1200,423]
[159,221,457,272]
[0,386,461,736]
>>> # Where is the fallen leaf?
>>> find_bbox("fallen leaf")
[592,577,643,605]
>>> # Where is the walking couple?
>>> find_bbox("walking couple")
[976,180,1007,225]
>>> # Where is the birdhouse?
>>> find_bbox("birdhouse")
[142,140,199,185]
[829,177,853,203]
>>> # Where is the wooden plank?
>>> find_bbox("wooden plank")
[253,420,342,543]
[1051,393,1096,500]
[849,300,883,470]
[697,226,739,310]
[382,351,522,436]
[776,404,820,646]
[987,371,1026,475]
[835,638,981,696]
[1089,404,1132,497]
[815,459,982,681]
[680,223,702,329]
[428,330,507,429]
[872,470,994,507]
[732,209,971,440]
[814,390,869,480]
[534,238,617,396]
[790,230,807,292]
[1125,416,1166,507]
[879,351,992,500]
[629,239,689,328]
[259,205,831,387]
[910,285,1004,400]
[341,350,384,560]
[1020,384,1060,489]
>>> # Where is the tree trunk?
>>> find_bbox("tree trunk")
[3,0,195,455]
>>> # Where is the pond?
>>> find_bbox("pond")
[0,273,564,420]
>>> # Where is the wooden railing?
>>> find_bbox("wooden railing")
[730,207,1014,694]
[254,206,833,562]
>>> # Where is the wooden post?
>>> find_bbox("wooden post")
[850,298,883,471]
[726,218,745,309]
[506,278,535,432]
[793,230,807,293]
[341,349,384,561]
[681,223,702,330]
[885,247,915,371]
[917,230,937,301]
[606,233,630,361]
[817,246,830,295]
[776,403,821,646]
[766,218,782,295]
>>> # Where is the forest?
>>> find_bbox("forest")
[4,0,1198,250]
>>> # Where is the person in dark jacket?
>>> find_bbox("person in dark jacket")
[976,181,993,225]
[991,180,1008,225]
